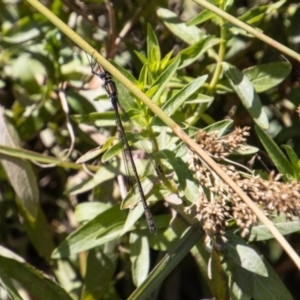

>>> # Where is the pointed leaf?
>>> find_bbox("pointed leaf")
[187,9,219,26]
[222,233,268,277]
[150,55,181,102]
[162,76,208,116]
[255,125,293,177]
[130,232,150,287]
[178,37,221,69]
[243,62,291,93]
[224,63,269,129]
[223,234,293,300]
[52,205,126,258]
[147,24,161,65]
[0,255,72,300]
[157,8,204,45]
[127,227,203,300]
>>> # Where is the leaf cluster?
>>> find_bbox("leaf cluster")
[0,0,300,299]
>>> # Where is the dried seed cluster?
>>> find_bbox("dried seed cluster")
[186,127,300,242]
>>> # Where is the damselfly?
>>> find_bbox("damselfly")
[88,56,157,234]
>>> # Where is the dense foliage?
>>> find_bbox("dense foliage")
[1,0,300,299]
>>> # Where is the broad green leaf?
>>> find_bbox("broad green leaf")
[222,233,268,277]
[51,205,126,258]
[149,216,187,251]
[2,13,46,44]
[249,217,300,241]
[66,90,96,114]
[157,150,199,203]
[116,81,140,112]
[76,147,103,163]
[127,227,203,300]
[66,164,118,195]
[121,177,167,210]
[12,54,45,94]
[162,75,208,116]
[0,109,39,218]
[157,8,204,45]
[71,111,116,127]
[185,94,213,104]
[223,235,293,300]
[191,238,229,300]
[178,37,221,69]
[224,63,269,129]
[0,109,54,259]
[255,125,293,177]
[83,244,118,300]
[243,62,291,93]
[187,9,218,26]
[75,202,111,223]
[122,204,145,235]
[102,140,123,162]
[204,119,234,135]
[0,255,72,300]
[54,260,81,298]
[130,232,150,287]
[0,246,24,299]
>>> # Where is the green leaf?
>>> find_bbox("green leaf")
[109,60,138,84]
[187,9,220,26]
[163,151,199,203]
[130,232,150,287]
[0,109,39,218]
[51,205,126,258]
[83,245,118,300]
[178,37,221,69]
[102,140,123,162]
[160,50,173,70]
[150,55,181,103]
[0,255,72,300]
[161,75,208,116]
[127,227,203,300]
[0,109,54,259]
[223,234,293,300]
[76,147,103,163]
[147,24,161,66]
[157,8,205,45]
[239,5,269,25]
[204,119,234,135]
[71,111,116,127]
[121,177,168,210]
[255,125,294,177]
[66,164,118,195]
[281,145,300,180]
[243,62,292,93]
[222,233,268,277]
[75,202,111,223]
[66,90,96,114]
[224,63,269,129]
[249,217,300,241]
